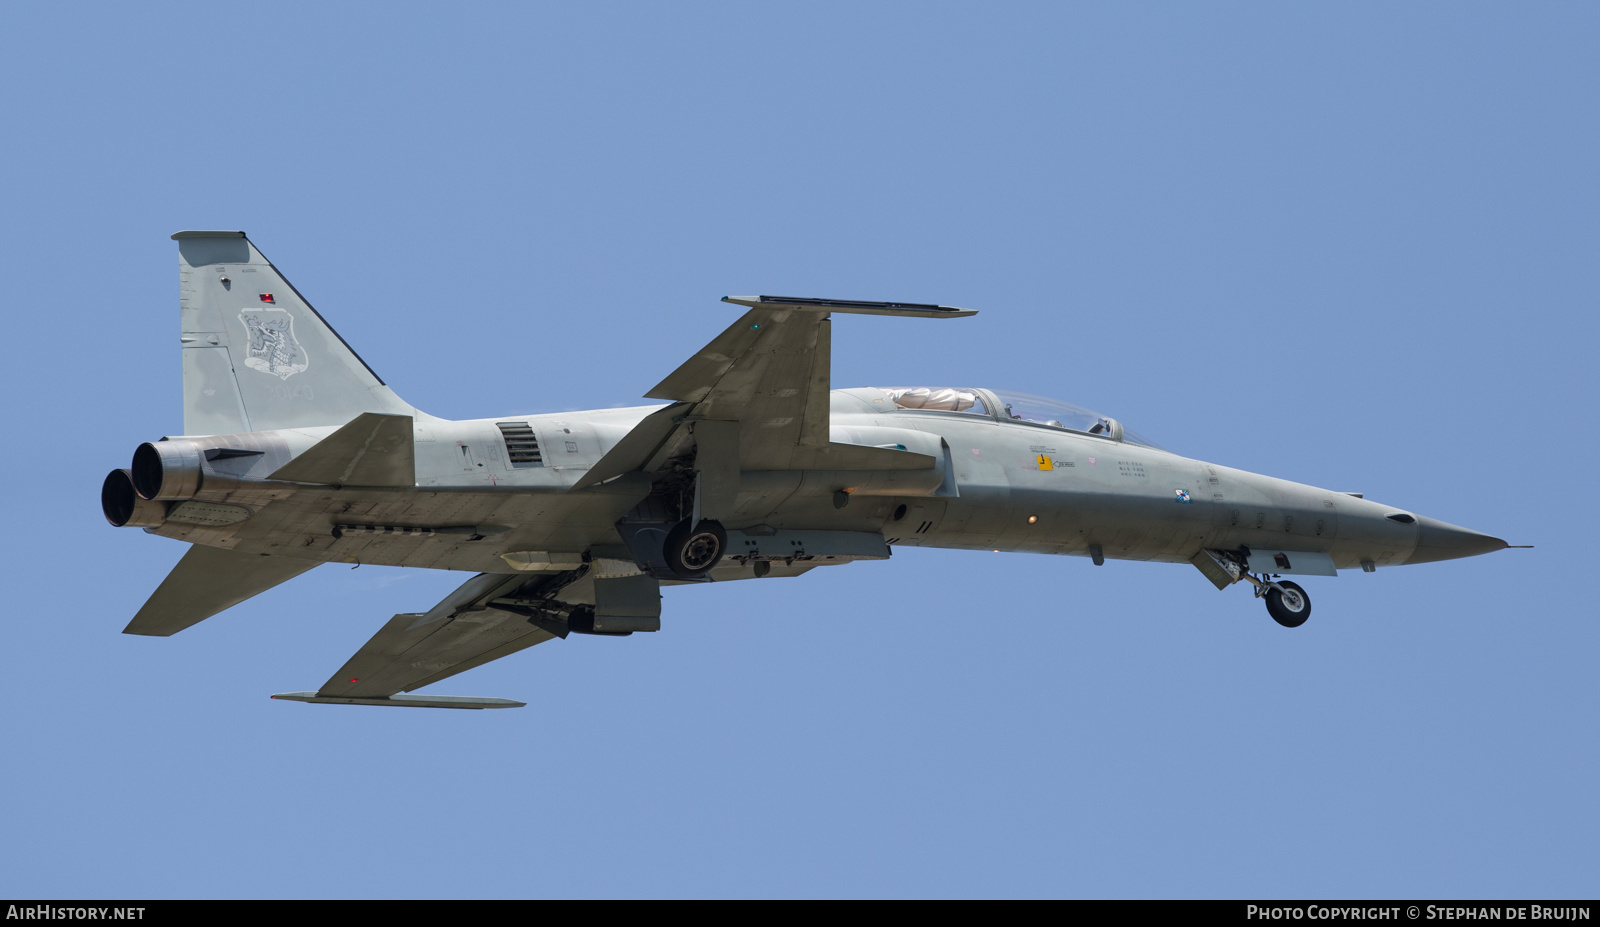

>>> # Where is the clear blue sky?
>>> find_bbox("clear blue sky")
[2,2,1594,899]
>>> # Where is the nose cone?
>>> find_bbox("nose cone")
[1405,515,1509,564]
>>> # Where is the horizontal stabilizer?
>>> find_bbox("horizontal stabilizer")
[269,412,414,487]
[270,691,525,709]
[722,295,977,318]
[124,545,319,636]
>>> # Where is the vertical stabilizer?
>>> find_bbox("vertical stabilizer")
[175,231,415,434]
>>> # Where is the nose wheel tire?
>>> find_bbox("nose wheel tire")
[1265,580,1311,628]
[664,518,727,579]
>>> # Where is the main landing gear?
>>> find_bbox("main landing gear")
[663,517,727,579]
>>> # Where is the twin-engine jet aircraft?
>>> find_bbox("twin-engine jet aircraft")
[102,231,1513,709]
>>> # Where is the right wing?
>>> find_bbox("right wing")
[648,295,974,469]
[572,295,975,493]
[269,550,859,709]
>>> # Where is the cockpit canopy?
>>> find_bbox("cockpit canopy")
[878,387,1167,450]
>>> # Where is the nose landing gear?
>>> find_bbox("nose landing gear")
[1235,570,1311,628]
[1263,580,1311,628]
[1198,550,1314,628]
[1233,567,1312,627]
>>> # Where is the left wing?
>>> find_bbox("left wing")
[573,296,974,492]
[269,567,675,708]
[271,572,547,709]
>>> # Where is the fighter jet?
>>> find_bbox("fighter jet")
[101,231,1514,709]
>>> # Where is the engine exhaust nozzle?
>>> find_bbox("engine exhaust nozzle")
[131,440,203,501]
[102,468,167,527]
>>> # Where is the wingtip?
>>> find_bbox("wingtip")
[269,691,526,709]
[171,230,247,240]
[721,295,977,317]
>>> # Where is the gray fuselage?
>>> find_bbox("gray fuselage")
[135,386,1496,578]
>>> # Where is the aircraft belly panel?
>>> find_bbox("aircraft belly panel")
[885,499,947,546]
[150,521,248,550]
[189,482,647,571]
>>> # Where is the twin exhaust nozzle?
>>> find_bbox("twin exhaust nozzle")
[131,441,203,501]
[101,467,167,528]
[102,441,207,527]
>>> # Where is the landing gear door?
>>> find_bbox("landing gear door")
[1244,548,1337,577]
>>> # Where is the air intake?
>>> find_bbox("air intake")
[496,422,543,467]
